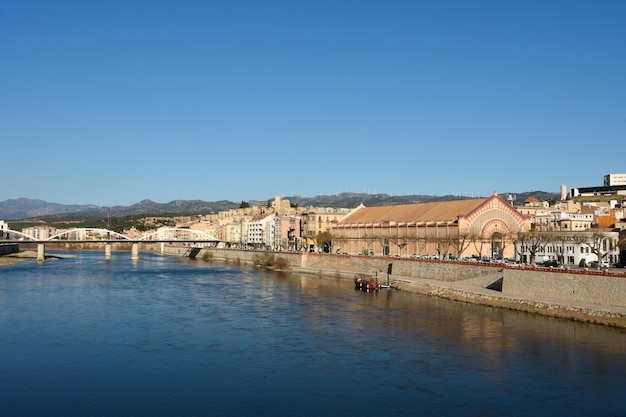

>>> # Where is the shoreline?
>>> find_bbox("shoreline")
[289,265,626,329]
[0,251,74,266]
[0,256,24,268]
[4,248,626,329]
[389,278,626,329]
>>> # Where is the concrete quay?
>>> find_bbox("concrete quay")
[0,243,19,256]
[192,248,626,329]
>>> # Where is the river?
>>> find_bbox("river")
[1,251,625,416]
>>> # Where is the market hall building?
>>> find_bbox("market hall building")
[331,192,531,260]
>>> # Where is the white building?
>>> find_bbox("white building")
[514,230,620,267]
[0,220,8,239]
[571,173,626,197]
[247,214,274,249]
[604,173,626,187]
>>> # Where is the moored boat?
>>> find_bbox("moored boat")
[354,274,380,291]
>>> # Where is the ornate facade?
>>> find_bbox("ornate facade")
[332,193,531,259]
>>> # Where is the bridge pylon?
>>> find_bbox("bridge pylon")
[37,243,45,263]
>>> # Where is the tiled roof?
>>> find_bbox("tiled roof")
[338,198,489,224]
[525,195,539,203]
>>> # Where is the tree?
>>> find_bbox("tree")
[239,201,250,209]
[585,231,616,269]
[435,237,451,259]
[491,232,509,259]
[619,230,626,250]
[471,236,486,260]
[316,231,333,253]
[448,232,473,259]
[332,236,348,253]
[389,237,409,257]
[516,231,552,264]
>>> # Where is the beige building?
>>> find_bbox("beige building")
[300,207,350,252]
[21,225,58,240]
[274,216,301,251]
[332,193,531,259]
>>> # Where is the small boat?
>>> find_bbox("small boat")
[354,274,380,291]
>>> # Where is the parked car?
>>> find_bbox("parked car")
[542,260,560,268]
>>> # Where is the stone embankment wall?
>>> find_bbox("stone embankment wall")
[503,268,626,308]
[0,243,19,255]
[179,248,626,309]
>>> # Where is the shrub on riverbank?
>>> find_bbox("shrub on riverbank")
[251,253,289,270]
[201,251,213,262]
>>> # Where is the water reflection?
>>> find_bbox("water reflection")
[1,252,625,417]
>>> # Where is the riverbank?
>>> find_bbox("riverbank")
[0,256,23,268]
[5,245,626,329]
[389,276,626,329]
[194,248,626,329]
[0,250,74,267]
[290,264,626,329]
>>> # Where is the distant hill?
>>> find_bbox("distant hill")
[0,191,560,221]
[0,198,239,221]
[0,198,98,220]
[281,191,560,208]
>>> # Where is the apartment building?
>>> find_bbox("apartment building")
[274,216,300,251]
[571,173,626,197]
[514,230,620,266]
[21,225,57,240]
[532,210,595,232]
[247,214,274,249]
[604,173,626,187]
[300,207,350,253]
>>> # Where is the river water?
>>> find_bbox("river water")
[1,251,625,417]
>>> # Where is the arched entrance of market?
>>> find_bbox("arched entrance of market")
[491,232,503,259]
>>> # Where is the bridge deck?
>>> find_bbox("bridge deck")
[5,240,218,244]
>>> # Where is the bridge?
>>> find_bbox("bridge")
[1,227,220,262]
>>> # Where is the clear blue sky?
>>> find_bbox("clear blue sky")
[1,0,624,206]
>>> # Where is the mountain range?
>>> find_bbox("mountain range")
[0,191,560,221]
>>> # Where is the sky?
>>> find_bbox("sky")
[1,0,624,206]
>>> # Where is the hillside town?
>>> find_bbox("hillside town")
[3,173,626,268]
